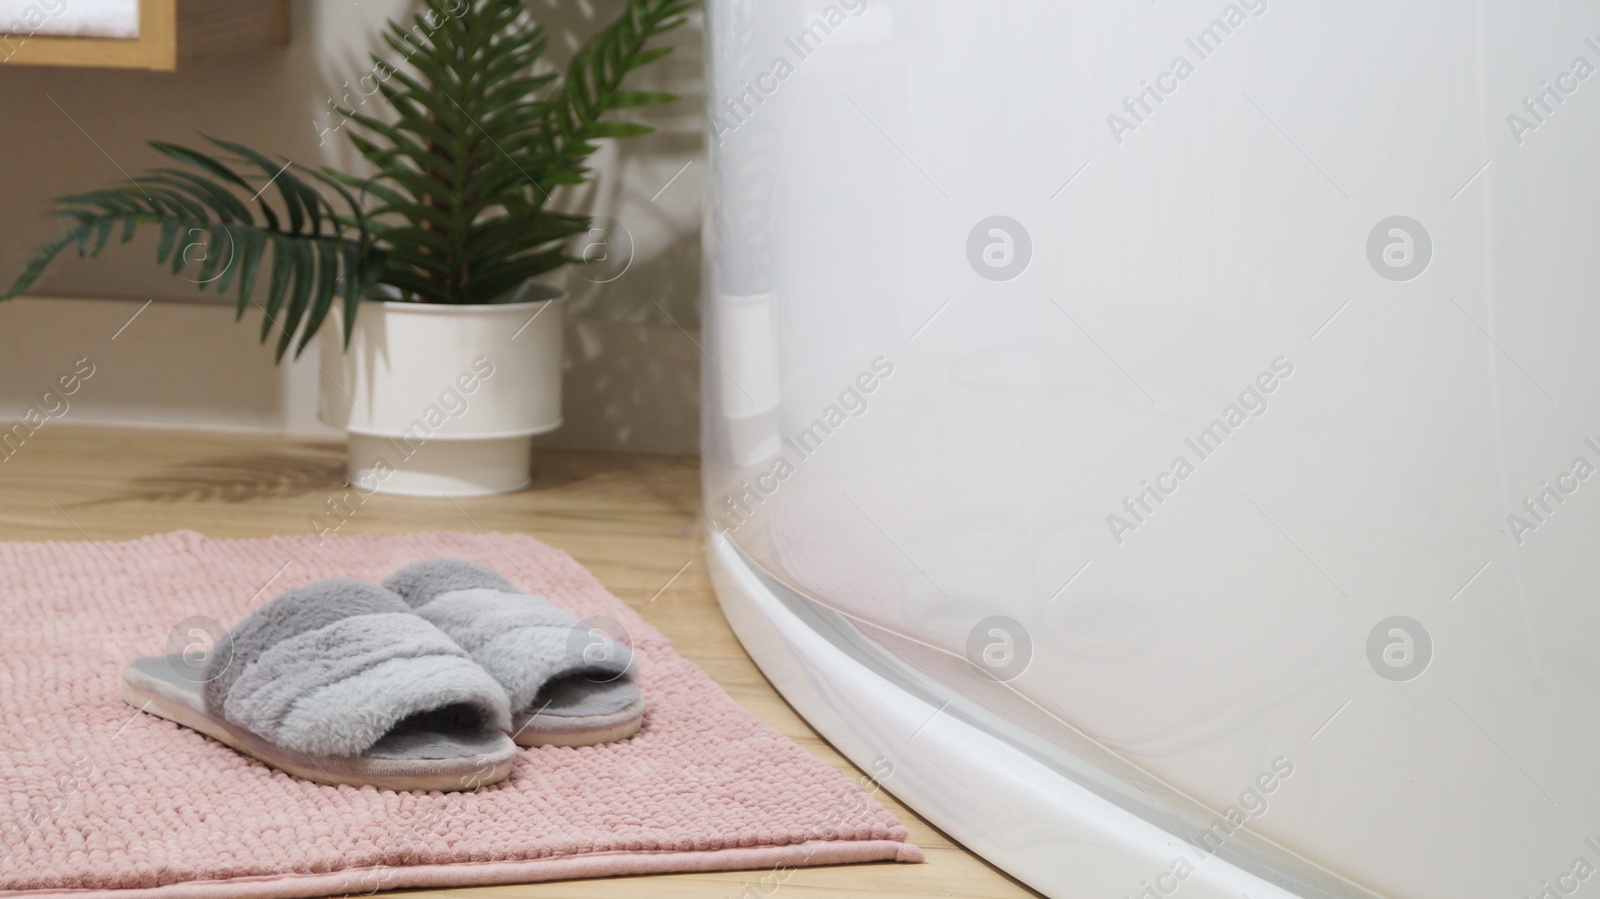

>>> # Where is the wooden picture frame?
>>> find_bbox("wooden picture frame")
[0,0,286,72]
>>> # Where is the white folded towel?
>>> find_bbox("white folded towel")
[0,0,139,40]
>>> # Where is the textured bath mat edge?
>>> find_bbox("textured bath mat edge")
[0,839,922,899]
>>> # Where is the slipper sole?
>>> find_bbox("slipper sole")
[122,674,517,792]
[511,711,645,748]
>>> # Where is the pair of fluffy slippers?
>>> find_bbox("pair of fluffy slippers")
[121,560,644,792]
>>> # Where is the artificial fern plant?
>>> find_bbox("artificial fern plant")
[1,0,692,361]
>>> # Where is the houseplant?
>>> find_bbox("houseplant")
[1,0,692,495]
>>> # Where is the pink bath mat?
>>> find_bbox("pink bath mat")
[0,531,920,899]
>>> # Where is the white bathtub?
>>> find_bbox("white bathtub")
[701,2,1600,897]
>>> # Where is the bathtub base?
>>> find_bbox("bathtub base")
[706,530,1317,899]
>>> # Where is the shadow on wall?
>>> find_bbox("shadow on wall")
[0,0,704,452]
[530,0,706,452]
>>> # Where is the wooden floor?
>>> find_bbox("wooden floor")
[0,425,1038,899]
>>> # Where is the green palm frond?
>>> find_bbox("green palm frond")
[529,0,694,196]
[341,0,690,306]
[338,0,581,305]
[4,136,385,361]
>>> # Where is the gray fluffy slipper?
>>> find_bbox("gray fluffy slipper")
[121,579,517,791]
[385,560,645,747]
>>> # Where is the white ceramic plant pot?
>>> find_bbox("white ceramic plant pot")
[319,284,565,497]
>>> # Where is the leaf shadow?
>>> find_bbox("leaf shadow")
[74,445,347,507]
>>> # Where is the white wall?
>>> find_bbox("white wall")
[0,0,704,452]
